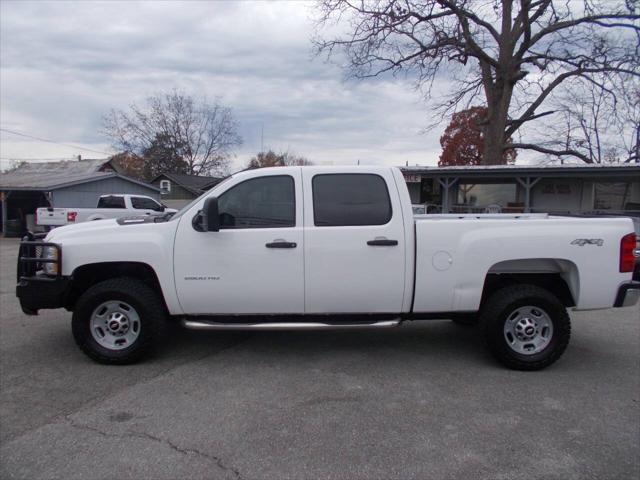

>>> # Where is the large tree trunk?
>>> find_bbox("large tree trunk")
[481,76,513,164]
[481,3,515,166]
[483,96,512,164]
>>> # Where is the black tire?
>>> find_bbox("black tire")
[72,277,167,365]
[480,284,571,371]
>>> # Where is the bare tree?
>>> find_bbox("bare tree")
[315,0,639,164]
[618,80,640,163]
[549,76,639,163]
[103,91,242,176]
[109,152,146,180]
[247,150,314,169]
[281,151,314,166]
[2,160,28,173]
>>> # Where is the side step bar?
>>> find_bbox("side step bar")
[182,319,401,331]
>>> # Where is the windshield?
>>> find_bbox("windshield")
[169,175,233,221]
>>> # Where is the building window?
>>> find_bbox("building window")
[456,182,519,212]
[160,180,171,193]
[541,182,572,195]
[593,182,632,210]
[420,178,441,204]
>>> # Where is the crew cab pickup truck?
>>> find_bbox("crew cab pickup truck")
[36,194,176,227]
[16,166,640,370]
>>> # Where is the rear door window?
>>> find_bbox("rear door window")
[312,174,392,226]
[97,196,126,208]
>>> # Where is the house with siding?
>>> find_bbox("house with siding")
[0,158,160,235]
[151,172,224,209]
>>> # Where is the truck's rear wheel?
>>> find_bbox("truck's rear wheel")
[72,278,166,364]
[480,285,571,371]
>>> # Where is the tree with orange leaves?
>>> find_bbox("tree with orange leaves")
[439,107,516,166]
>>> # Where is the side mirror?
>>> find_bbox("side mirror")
[193,196,220,232]
[203,197,220,232]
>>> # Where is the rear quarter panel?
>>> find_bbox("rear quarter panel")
[413,216,634,312]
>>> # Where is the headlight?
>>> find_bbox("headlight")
[42,246,59,276]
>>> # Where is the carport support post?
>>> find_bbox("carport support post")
[516,177,541,213]
[437,177,458,213]
[1,191,7,236]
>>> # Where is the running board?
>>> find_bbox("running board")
[181,319,401,331]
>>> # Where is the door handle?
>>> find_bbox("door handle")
[266,240,297,248]
[367,238,398,246]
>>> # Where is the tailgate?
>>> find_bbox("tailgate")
[36,208,67,226]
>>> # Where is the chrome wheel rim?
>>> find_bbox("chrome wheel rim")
[90,301,141,350]
[503,306,553,355]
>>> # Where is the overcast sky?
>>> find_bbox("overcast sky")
[0,0,448,172]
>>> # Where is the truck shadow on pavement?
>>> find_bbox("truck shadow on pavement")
[163,319,493,368]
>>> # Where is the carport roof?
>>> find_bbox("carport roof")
[401,163,640,179]
[0,170,160,192]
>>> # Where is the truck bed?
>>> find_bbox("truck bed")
[412,214,634,312]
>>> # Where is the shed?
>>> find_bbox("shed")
[0,159,160,235]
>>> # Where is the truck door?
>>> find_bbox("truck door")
[173,170,304,314]
[302,169,406,314]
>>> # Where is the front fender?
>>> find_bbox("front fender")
[46,220,182,314]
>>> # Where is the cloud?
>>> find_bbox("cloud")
[0,0,443,171]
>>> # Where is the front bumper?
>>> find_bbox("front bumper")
[16,234,68,315]
[16,276,70,315]
[613,281,640,308]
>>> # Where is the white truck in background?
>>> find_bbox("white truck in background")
[17,166,640,370]
[36,194,176,227]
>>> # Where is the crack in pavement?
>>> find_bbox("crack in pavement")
[67,417,245,480]
[1,333,252,446]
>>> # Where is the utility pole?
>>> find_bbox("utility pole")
[261,123,264,153]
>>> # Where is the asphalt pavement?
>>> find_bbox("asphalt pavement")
[0,237,638,480]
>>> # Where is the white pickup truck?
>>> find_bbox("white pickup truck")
[17,166,639,370]
[36,194,176,227]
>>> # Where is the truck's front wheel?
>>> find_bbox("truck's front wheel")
[480,285,571,371]
[72,278,166,364]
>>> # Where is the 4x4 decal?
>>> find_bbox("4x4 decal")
[571,238,604,247]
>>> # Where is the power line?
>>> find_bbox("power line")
[0,128,111,156]
[0,156,77,161]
